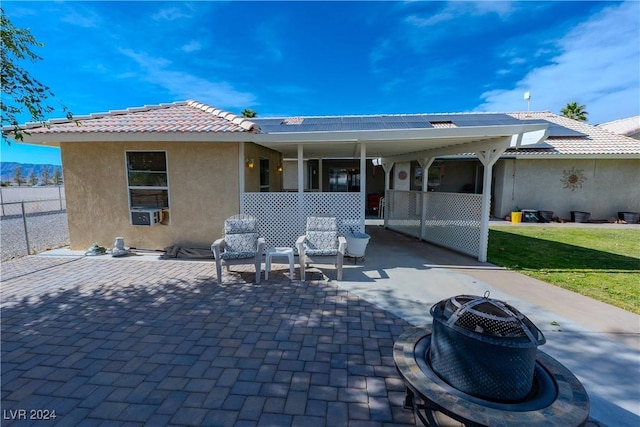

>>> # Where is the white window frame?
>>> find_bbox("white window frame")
[125,150,170,210]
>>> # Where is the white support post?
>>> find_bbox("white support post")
[360,144,366,231]
[381,161,394,228]
[239,142,245,214]
[298,144,304,221]
[418,158,434,241]
[477,146,507,262]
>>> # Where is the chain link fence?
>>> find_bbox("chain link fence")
[1,189,69,261]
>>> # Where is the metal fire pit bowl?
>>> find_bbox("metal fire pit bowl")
[429,292,546,402]
[394,325,590,427]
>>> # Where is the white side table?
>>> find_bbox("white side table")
[265,247,295,280]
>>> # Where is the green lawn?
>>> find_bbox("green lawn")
[487,227,640,314]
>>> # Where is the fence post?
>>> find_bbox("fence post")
[21,201,31,255]
[59,186,63,211]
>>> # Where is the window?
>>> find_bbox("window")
[259,158,269,192]
[126,151,169,209]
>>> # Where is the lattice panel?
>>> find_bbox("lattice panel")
[243,192,301,249]
[302,192,362,235]
[386,190,483,257]
[424,192,482,257]
[243,192,363,250]
[386,190,423,239]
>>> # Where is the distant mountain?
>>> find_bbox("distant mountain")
[1,162,63,183]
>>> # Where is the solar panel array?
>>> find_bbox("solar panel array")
[252,113,585,138]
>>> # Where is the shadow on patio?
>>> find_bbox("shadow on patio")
[1,257,416,426]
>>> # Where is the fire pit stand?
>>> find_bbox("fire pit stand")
[394,325,590,426]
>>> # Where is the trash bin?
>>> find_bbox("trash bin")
[571,211,590,223]
[511,212,522,223]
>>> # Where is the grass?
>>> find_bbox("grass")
[487,226,640,314]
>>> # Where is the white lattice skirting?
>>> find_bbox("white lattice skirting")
[243,192,363,250]
[386,190,483,257]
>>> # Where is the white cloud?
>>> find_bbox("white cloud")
[151,7,192,22]
[118,49,256,109]
[181,40,202,53]
[59,9,102,28]
[477,1,640,123]
[254,22,283,62]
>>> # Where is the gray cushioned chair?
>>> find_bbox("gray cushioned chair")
[212,215,265,284]
[296,216,347,281]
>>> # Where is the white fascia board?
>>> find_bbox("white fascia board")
[253,123,548,144]
[11,131,257,146]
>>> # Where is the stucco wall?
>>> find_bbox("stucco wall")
[61,141,242,251]
[243,144,283,192]
[494,158,640,220]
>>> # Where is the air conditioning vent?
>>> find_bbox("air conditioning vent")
[131,209,163,226]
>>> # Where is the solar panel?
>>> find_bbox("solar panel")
[524,119,587,137]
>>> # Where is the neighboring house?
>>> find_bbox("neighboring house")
[598,116,640,140]
[4,100,638,261]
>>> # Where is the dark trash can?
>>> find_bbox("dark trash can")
[571,211,590,223]
[618,212,640,223]
[538,210,554,222]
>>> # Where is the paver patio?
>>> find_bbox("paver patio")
[1,255,416,426]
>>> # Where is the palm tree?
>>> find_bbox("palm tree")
[560,102,588,122]
[241,109,257,118]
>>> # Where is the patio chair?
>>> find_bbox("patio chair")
[212,214,266,284]
[296,216,347,281]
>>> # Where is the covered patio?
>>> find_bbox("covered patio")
[242,120,548,261]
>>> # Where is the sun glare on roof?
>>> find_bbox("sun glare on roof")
[430,121,457,128]
[282,117,304,125]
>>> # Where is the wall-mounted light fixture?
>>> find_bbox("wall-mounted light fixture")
[277,163,283,172]
[246,158,254,169]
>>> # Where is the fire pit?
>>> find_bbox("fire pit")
[394,293,590,426]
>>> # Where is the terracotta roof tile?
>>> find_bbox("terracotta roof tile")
[21,101,259,134]
[597,116,640,137]
[507,111,640,156]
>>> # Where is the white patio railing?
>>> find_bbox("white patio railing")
[243,192,363,249]
[385,190,483,257]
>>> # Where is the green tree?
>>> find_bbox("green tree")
[40,167,51,185]
[52,167,62,185]
[560,102,588,122]
[12,165,24,186]
[241,109,257,118]
[28,170,37,186]
[1,8,72,144]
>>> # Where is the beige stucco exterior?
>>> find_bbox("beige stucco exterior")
[61,140,282,251]
[493,158,640,220]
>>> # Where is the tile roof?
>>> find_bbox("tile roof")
[8,99,639,157]
[19,101,259,134]
[597,116,640,137]
[507,112,640,156]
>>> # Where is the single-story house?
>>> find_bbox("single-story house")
[5,101,639,262]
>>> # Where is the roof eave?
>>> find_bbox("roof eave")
[7,131,258,146]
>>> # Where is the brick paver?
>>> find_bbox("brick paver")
[1,255,415,426]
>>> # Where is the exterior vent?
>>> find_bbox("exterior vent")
[430,121,457,128]
[131,209,163,226]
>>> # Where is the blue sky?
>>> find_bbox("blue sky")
[2,0,639,165]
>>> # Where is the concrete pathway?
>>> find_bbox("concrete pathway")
[337,225,640,426]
